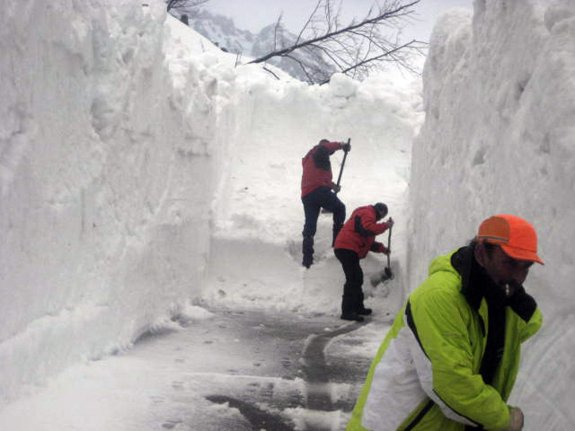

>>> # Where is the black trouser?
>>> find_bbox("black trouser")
[334,248,364,314]
[301,187,345,266]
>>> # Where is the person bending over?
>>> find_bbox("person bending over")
[334,202,393,322]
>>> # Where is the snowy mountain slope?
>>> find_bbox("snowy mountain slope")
[186,10,255,54]
[185,9,335,82]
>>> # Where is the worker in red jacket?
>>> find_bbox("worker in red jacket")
[301,139,350,268]
[334,203,394,321]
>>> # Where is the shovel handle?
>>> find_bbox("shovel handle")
[386,225,392,268]
[334,138,350,194]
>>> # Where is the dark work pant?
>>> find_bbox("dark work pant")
[301,187,345,266]
[334,248,364,314]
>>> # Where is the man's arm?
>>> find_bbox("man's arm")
[355,208,391,237]
[312,145,332,170]
[408,285,512,430]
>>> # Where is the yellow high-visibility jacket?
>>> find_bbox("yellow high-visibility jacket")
[347,246,542,431]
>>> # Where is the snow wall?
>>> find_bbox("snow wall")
[0,1,231,404]
[410,0,575,428]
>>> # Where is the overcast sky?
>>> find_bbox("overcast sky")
[203,0,473,41]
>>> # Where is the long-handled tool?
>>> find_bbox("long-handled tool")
[334,138,350,195]
[370,225,394,286]
[322,138,350,214]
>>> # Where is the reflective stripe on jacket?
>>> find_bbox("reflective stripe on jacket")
[347,247,542,431]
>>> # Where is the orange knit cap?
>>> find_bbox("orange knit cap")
[476,214,544,264]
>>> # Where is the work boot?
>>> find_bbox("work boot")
[357,307,372,316]
[302,236,314,269]
[340,312,364,322]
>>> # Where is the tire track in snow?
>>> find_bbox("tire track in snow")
[200,309,370,430]
[301,321,367,429]
[205,395,294,431]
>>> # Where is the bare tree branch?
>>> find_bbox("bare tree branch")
[295,1,322,45]
[262,66,281,80]
[248,0,425,84]
[273,13,284,51]
[251,0,419,64]
[166,0,209,14]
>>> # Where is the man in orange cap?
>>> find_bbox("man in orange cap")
[347,214,543,431]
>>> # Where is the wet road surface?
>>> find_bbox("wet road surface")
[137,307,384,431]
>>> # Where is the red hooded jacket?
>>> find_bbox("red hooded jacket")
[301,141,344,197]
[334,205,390,258]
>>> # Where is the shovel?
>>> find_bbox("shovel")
[322,138,350,214]
[334,138,350,194]
[370,225,394,287]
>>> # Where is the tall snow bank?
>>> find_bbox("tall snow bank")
[203,71,422,315]
[410,0,575,428]
[0,0,229,404]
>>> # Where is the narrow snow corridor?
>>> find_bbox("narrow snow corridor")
[2,1,575,430]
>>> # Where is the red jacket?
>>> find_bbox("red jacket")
[301,141,343,197]
[334,205,390,258]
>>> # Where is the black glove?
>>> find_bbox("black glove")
[506,284,537,322]
[370,242,389,255]
[342,142,351,152]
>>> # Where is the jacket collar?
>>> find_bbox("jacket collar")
[451,244,484,311]
[451,244,508,311]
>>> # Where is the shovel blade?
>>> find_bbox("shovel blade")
[370,260,397,287]
[370,269,390,287]
[384,267,393,279]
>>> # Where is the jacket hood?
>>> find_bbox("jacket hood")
[428,251,461,279]
[428,245,485,311]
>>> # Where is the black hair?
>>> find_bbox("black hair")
[374,202,388,220]
[468,238,497,257]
